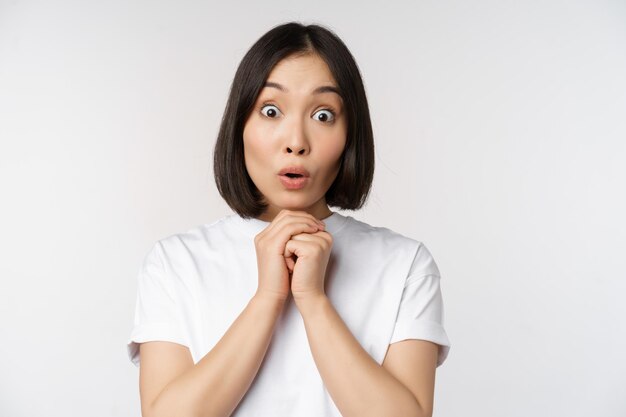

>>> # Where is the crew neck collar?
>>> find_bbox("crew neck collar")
[232,211,349,238]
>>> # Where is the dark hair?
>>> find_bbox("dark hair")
[213,22,375,219]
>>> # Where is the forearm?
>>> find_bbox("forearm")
[150,294,285,417]
[296,295,425,417]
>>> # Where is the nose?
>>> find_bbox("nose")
[284,117,310,156]
[286,145,307,155]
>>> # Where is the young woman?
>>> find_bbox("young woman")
[127,22,450,417]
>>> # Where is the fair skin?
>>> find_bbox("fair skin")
[137,53,439,417]
[242,52,346,224]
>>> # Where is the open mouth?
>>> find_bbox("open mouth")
[278,171,309,189]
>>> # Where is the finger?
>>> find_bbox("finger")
[262,218,322,243]
[256,211,325,243]
[285,238,326,260]
[271,221,324,248]
[291,230,333,245]
[285,255,295,273]
[278,209,326,222]
[270,210,326,230]
[255,210,289,237]
[290,232,324,242]
[284,239,304,259]
[289,234,333,260]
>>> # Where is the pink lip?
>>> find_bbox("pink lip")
[278,175,309,190]
[278,166,310,177]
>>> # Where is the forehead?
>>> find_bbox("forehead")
[265,53,338,89]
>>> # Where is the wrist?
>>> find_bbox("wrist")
[253,291,288,308]
[293,293,328,316]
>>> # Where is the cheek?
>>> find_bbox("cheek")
[324,143,345,166]
[243,122,268,164]
[325,130,347,167]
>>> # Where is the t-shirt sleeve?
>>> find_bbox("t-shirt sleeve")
[389,242,451,367]
[126,241,189,367]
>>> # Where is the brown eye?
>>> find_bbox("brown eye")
[313,109,335,123]
[260,104,281,118]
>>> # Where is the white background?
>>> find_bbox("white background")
[1,1,625,416]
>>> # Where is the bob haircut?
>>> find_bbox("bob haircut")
[213,22,375,219]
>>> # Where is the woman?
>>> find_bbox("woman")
[127,22,451,417]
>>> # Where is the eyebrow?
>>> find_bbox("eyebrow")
[263,81,342,97]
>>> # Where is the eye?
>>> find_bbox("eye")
[260,104,282,118]
[312,109,335,123]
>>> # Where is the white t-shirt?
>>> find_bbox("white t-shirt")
[127,211,451,416]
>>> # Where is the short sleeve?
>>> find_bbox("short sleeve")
[389,243,451,367]
[126,242,189,367]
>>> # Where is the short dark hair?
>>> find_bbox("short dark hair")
[213,22,375,219]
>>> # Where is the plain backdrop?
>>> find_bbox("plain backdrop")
[1,0,625,416]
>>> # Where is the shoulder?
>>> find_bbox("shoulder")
[339,215,422,252]
[150,215,237,265]
[160,214,235,247]
[137,215,240,293]
[339,215,440,277]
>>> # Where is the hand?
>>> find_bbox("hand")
[284,226,333,303]
[253,210,326,302]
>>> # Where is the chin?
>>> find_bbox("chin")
[269,195,317,211]
[276,201,312,211]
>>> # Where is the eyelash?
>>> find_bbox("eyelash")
[259,102,336,123]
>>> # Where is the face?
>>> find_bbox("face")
[243,53,347,221]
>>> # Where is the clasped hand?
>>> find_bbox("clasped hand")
[254,209,332,305]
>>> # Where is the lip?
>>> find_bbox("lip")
[277,166,311,190]
[278,175,309,190]
[278,166,310,177]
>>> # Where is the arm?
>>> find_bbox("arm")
[138,211,325,417]
[285,228,439,417]
[141,293,285,417]
[295,295,438,417]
